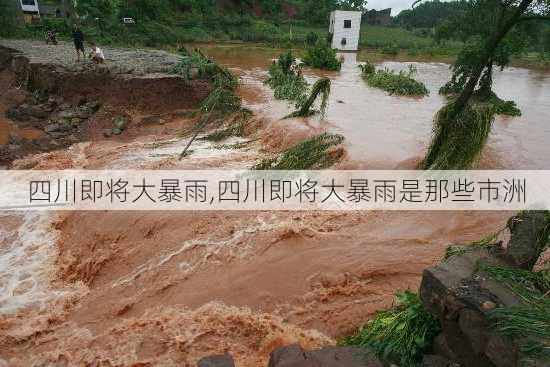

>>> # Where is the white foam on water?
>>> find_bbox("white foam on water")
[108,136,257,169]
[0,212,68,315]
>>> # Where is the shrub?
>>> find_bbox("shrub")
[362,65,429,97]
[381,43,399,56]
[303,41,342,71]
[342,291,440,367]
[358,61,375,75]
[253,133,344,170]
[265,52,309,106]
[306,31,319,46]
[286,77,331,119]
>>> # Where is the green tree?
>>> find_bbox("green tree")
[0,0,23,37]
[396,0,468,29]
[419,0,550,170]
[338,0,368,11]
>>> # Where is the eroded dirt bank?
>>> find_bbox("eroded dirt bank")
[0,40,513,366]
[0,41,211,165]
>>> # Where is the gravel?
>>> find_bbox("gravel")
[0,39,183,75]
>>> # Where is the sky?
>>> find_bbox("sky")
[366,0,446,16]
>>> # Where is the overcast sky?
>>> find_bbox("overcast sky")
[367,0,445,16]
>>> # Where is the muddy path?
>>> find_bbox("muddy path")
[0,40,535,366]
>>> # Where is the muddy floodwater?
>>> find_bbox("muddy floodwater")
[2,42,550,366]
[194,44,550,169]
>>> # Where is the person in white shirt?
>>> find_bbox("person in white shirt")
[89,42,105,64]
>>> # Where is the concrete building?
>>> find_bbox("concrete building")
[329,10,362,52]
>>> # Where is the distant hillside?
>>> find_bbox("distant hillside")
[394,0,467,29]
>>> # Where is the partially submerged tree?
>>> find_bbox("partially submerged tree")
[419,0,550,170]
[286,78,332,118]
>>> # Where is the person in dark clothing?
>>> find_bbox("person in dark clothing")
[72,25,85,62]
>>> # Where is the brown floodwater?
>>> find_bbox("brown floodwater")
[192,44,550,169]
[2,44,550,366]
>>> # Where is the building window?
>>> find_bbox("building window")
[344,20,352,28]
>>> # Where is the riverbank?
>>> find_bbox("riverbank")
[0,39,543,366]
[8,21,550,70]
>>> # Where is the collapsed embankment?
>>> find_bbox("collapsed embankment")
[0,43,211,165]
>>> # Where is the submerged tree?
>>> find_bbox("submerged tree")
[418,0,550,170]
[436,0,548,116]
[286,78,332,118]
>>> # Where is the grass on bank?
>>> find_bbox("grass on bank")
[360,62,429,97]
[444,231,502,260]
[253,132,344,170]
[342,291,440,367]
[479,263,550,361]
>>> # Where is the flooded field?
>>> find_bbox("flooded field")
[196,44,550,169]
[1,41,549,366]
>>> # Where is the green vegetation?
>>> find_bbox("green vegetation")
[444,231,501,260]
[171,49,245,158]
[201,109,252,142]
[422,101,495,170]
[484,93,522,117]
[360,64,429,97]
[172,49,241,116]
[0,0,21,37]
[286,77,332,118]
[253,132,344,170]
[395,0,468,29]
[265,51,308,106]
[342,291,440,367]
[479,263,550,361]
[302,41,342,71]
[420,0,550,170]
[265,53,332,119]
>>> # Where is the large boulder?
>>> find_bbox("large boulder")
[419,247,546,367]
[197,353,235,367]
[505,211,549,270]
[268,344,383,367]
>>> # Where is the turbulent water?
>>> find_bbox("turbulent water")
[195,44,550,169]
[1,43,549,366]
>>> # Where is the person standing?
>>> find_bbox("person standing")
[72,25,85,62]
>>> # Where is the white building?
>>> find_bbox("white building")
[329,10,362,52]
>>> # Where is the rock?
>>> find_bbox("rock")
[57,110,78,119]
[139,114,164,126]
[421,355,460,367]
[197,353,235,367]
[505,211,549,269]
[112,127,122,135]
[7,103,50,121]
[48,131,69,139]
[113,116,129,131]
[84,100,101,112]
[103,129,113,138]
[419,248,543,367]
[58,103,72,111]
[11,55,29,74]
[268,344,383,367]
[44,123,61,133]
